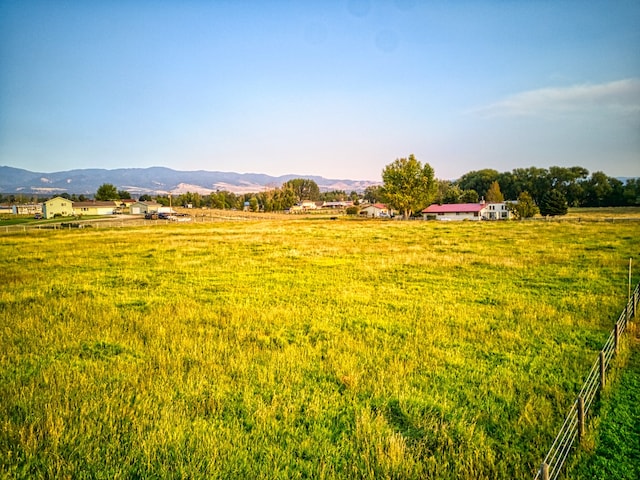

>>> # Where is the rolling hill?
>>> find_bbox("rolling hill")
[0,166,379,196]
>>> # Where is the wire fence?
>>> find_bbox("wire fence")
[533,280,639,480]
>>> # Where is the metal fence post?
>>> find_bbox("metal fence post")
[578,396,585,440]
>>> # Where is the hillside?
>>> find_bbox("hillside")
[0,166,379,195]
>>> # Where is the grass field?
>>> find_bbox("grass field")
[1,216,638,479]
[567,335,640,479]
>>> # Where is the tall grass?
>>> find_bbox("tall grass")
[1,218,638,478]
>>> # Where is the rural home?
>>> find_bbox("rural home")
[360,203,391,218]
[129,201,162,214]
[72,201,117,216]
[288,200,319,213]
[42,197,73,219]
[422,203,487,221]
[422,202,515,221]
[483,202,513,220]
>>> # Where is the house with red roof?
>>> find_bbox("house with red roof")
[422,203,487,221]
[422,202,513,221]
[360,203,392,218]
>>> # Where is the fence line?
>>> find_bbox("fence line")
[533,281,639,480]
[0,216,256,233]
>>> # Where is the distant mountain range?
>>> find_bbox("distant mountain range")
[0,166,380,196]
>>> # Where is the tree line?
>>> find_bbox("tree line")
[452,167,639,208]
[82,179,361,213]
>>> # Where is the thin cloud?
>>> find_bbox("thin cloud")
[473,78,640,118]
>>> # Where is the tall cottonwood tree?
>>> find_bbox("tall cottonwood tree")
[282,178,320,202]
[485,181,504,203]
[381,154,437,219]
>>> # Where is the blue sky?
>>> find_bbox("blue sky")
[1,0,639,181]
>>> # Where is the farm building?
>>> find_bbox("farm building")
[129,201,162,214]
[72,201,117,216]
[42,197,73,219]
[360,203,392,218]
[12,204,43,215]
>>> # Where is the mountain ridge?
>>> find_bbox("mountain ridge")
[0,166,380,196]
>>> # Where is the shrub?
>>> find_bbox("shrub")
[346,206,359,215]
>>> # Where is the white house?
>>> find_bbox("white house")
[422,202,514,221]
[288,200,319,213]
[360,203,391,218]
[422,203,487,221]
[482,202,513,220]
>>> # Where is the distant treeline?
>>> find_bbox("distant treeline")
[440,166,639,207]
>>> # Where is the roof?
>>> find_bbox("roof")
[72,201,117,207]
[363,203,387,210]
[422,203,486,214]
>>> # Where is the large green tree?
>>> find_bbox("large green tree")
[381,154,437,219]
[460,189,479,203]
[95,183,118,201]
[548,166,589,207]
[363,185,383,204]
[539,189,568,216]
[507,191,539,219]
[457,169,499,199]
[282,178,320,202]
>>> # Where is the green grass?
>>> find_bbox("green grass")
[0,218,638,479]
[567,335,640,480]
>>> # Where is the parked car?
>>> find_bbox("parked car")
[145,212,158,220]
[34,213,43,219]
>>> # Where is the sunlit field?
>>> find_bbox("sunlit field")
[1,217,638,479]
